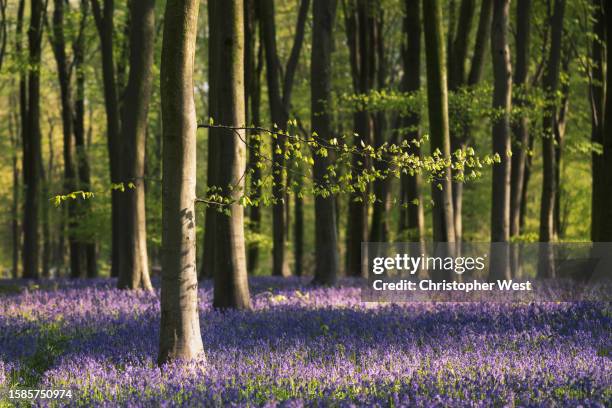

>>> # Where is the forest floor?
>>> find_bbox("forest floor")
[0,277,610,407]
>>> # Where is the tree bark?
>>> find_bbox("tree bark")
[369,6,390,243]
[49,0,82,279]
[91,0,122,278]
[311,0,339,285]
[158,0,203,365]
[489,0,512,280]
[595,0,612,240]
[260,0,310,277]
[422,0,456,244]
[244,0,262,273]
[344,0,375,277]
[398,0,425,243]
[210,1,252,310]
[73,0,97,278]
[509,0,531,239]
[201,0,219,280]
[10,95,20,279]
[538,0,565,278]
[467,0,492,86]
[448,0,476,242]
[117,0,155,291]
[22,0,45,279]
[590,0,605,241]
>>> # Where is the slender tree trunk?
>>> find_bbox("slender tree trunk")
[311,0,339,285]
[538,0,565,278]
[22,0,44,279]
[260,0,309,277]
[260,0,288,277]
[553,55,570,239]
[594,0,612,240]
[246,19,263,273]
[398,0,425,243]
[211,0,251,309]
[590,0,604,241]
[244,0,262,273]
[91,0,122,278]
[369,7,390,243]
[49,0,82,279]
[0,0,7,71]
[74,0,97,278]
[201,0,219,280]
[158,0,203,365]
[448,0,476,242]
[117,0,155,291]
[489,0,512,280]
[344,0,375,277]
[422,0,455,244]
[509,0,531,238]
[10,96,20,279]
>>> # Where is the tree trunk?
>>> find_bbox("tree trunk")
[451,0,492,242]
[22,0,44,279]
[595,0,612,240]
[311,0,339,285]
[467,0,492,86]
[91,0,122,278]
[538,0,565,278]
[509,0,531,239]
[10,95,20,279]
[74,0,97,278]
[590,0,605,241]
[398,0,425,243]
[201,0,219,280]
[158,0,203,365]
[49,0,81,279]
[489,0,512,280]
[422,0,455,244]
[210,1,252,310]
[117,0,155,291]
[553,55,570,239]
[369,7,390,243]
[244,0,262,273]
[448,0,475,242]
[261,0,289,277]
[260,0,309,277]
[344,0,375,277]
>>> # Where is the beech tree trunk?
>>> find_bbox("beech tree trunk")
[590,0,605,241]
[73,0,97,278]
[448,0,475,242]
[422,0,456,244]
[398,0,425,243]
[311,0,339,285]
[158,0,203,365]
[117,0,155,291]
[260,0,309,277]
[22,0,44,279]
[49,0,81,279]
[489,0,512,280]
[509,0,531,239]
[211,0,251,310]
[91,0,122,278]
[595,0,612,240]
[344,0,375,277]
[10,95,20,279]
[369,7,390,243]
[538,0,565,278]
[201,0,219,280]
[244,0,263,273]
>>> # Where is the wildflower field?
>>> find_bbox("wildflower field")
[0,277,610,407]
